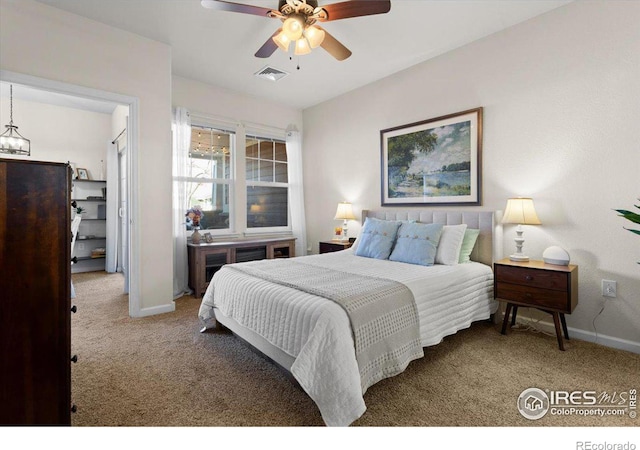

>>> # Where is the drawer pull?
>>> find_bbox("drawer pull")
[525,293,533,298]
[71,354,78,363]
[525,275,533,281]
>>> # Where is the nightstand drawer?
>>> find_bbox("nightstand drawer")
[495,265,567,291]
[495,283,569,311]
[319,241,353,254]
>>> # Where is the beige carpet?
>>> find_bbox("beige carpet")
[70,271,638,428]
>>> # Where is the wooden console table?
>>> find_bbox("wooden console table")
[187,236,296,298]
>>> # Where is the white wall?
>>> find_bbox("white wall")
[0,0,174,315]
[0,97,111,176]
[303,1,640,348]
[172,75,303,132]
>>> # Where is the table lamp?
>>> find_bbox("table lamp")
[334,202,356,242]
[501,197,541,261]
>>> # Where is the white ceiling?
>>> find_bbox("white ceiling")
[26,0,571,110]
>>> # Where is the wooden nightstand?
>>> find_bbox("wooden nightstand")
[319,240,353,254]
[494,258,578,351]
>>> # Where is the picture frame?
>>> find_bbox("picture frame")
[76,168,89,180]
[380,107,482,206]
[204,232,214,243]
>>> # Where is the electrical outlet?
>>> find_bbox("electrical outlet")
[602,280,617,298]
[78,243,85,251]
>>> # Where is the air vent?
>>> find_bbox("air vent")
[254,65,289,82]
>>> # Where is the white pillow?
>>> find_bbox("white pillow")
[350,225,364,252]
[435,224,468,265]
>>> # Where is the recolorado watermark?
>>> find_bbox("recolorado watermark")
[576,442,636,450]
[517,387,637,420]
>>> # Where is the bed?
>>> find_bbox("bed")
[198,209,498,426]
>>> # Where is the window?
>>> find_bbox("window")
[185,125,234,231]
[175,118,291,237]
[246,135,289,229]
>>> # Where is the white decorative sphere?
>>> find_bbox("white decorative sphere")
[543,246,570,266]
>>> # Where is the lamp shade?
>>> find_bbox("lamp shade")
[501,198,541,225]
[272,29,291,52]
[305,25,325,49]
[282,15,304,41]
[334,202,356,220]
[294,38,311,56]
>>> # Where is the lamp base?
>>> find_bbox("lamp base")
[341,220,349,243]
[510,225,529,262]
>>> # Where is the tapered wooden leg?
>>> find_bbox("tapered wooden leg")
[552,312,565,351]
[510,306,519,326]
[501,303,513,335]
[560,313,569,340]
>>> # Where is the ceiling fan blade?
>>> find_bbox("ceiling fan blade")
[319,0,391,21]
[201,0,274,17]
[255,29,280,58]
[320,29,352,61]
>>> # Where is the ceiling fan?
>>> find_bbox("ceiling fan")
[201,0,391,61]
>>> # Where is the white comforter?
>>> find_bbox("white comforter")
[199,250,496,426]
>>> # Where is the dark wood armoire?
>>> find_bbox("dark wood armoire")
[0,158,74,425]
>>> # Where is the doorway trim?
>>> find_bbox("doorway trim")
[1,70,141,316]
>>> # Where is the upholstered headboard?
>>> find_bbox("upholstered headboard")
[361,209,496,267]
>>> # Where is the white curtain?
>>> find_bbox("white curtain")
[286,127,307,256]
[172,107,191,299]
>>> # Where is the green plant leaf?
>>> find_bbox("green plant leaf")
[615,209,640,224]
[625,227,640,236]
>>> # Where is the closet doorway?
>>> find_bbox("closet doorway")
[109,129,130,294]
[0,71,140,315]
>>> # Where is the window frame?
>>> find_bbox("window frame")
[184,123,236,236]
[244,134,291,234]
[177,118,291,238]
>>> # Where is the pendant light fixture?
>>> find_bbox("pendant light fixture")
[0,84,31,156]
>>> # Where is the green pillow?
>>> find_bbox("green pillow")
[458,228,480,263]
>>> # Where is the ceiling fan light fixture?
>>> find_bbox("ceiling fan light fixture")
[282,15,304,40]
[304,25,325,48]
[294,37,311,56]
[272,30,291,52]
[202,0,392,61]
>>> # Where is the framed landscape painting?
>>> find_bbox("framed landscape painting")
[380,107,483,206]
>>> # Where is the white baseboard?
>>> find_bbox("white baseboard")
[508,314,640,355]
[133,302,176,318]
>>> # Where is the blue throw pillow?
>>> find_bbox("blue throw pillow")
[354,217,401,260]
[389,222,444,266]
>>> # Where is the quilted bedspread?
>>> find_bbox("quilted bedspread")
[199,250,496,426]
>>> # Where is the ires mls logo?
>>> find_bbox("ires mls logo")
[517,388,637,420]
[518,388,550,420]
